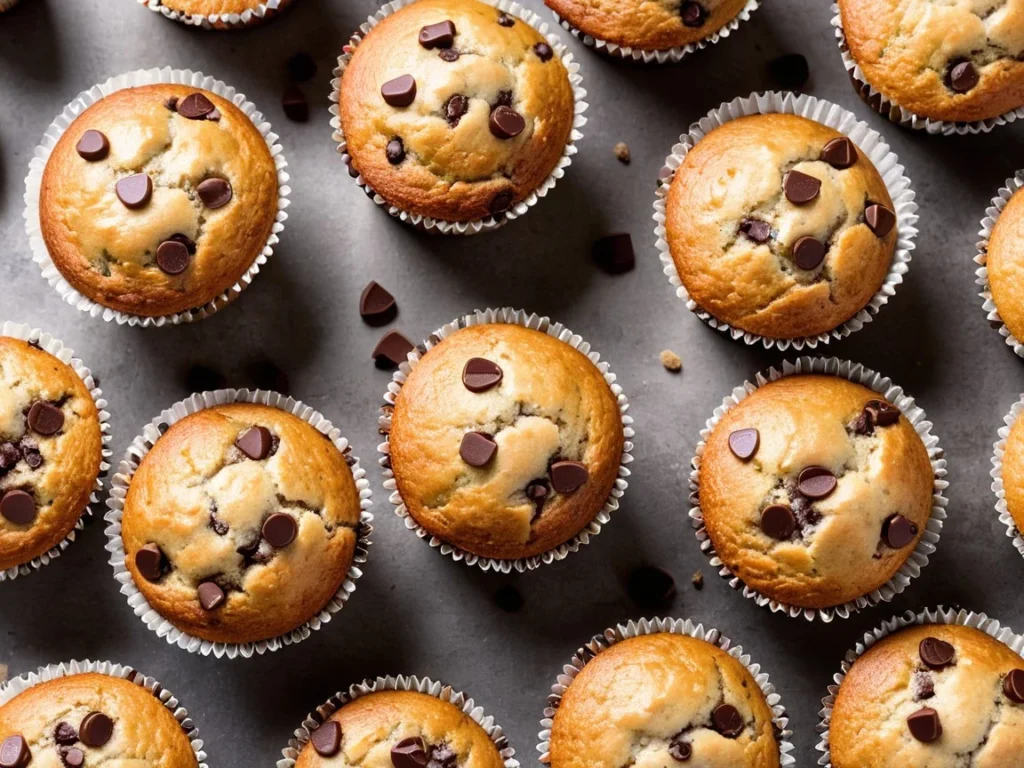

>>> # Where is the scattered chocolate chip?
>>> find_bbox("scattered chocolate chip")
[784,170,821,205]
[534,42,554,61]
[444,94,468,127]
[919,637,955,670]
[680,1,706,26]
[912,671,935,701]
[287,52,317,82]
[381,75,417,107]
[0,490,36,526]
[460,432,498,467]
[210,513,229,536]
[28,401,64,435]
[660,349,682,372]
[156,239,191,275]
[627,565,676,609]
[865,203,896,238]
[236,426,273,460]
[61,748,84,768]
[550,460,588,493]
[135,543,167,582]
[613,142,630,164]
[185,364,227,392]
[494,584,524,612]
[310,721,341,757]
[1004,669,1024,703]
[882,514,918,548]
[76,130,110,162]
[668,739,692,761]
[196,177,232,209]
[165,96,179,112]
[372,330,415,369]
[691,570,704,590]
[793,236,826,270]
[797,466,837,500]
[761,504,796,540]
[712,704,744,738]
[197,581,226,611]
[430,744,456,766]
[489,105,525,139]
[907,707,942,743]
[768,53,809,89]
[489,191,514,215]
[79,712,113,748]
[282,85,309,122]
[115,173,152,209]
[821,137,857,169]
[593,233,635,275]
[385,137,406,165]
[419,20,456,49]
[438,48,460,62]
[497,11,515,26]
[166,232,197,254]
[206,108,221,122]
[54,723,78,746]
[863,399,900,430]
[20,443,42,470]
[0,736,30,768]
[0,443,19,472]
[740,218,771,243]
[359,281,397,324]
[391,737,428,768]
[263,513,297,548]
[948,59,979,93]
[728,428,759,461]
[462,358,503,392]
[177,93,217,120]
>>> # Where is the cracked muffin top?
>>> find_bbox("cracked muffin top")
[386,322,624,561]
[545,0,749,51]
[665,114,897,341]
[0,672,198,768]
[295,690,505,768]
[549,633,780,768]
[39,83,278,318]
[699,375,934,610]
[983,185,1024,345]
[0,337,103,574]
[839,0,1024,123]
[830,623,1024,767]
[121,403,361,645]
[339,0,576,223]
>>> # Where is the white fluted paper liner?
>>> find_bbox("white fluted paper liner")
[831,4,1024,135]
[990,395,1024,560]
[536,616,795,765]
[689,357,948,622]
[138,0,294,29]
[0,659,209,768]
[377,307,633,573]
[103,388,373,660]
[24,67,290,327]
[0,321,112,584]
[551,0,759,65]
[653,91,917,351]
[975,172,1024,357]
[330,0,587,236]
[816,606,1024,766]
[278,674,519,768]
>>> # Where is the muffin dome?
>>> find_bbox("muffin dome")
[983,185,1024,345]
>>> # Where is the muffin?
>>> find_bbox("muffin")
[295,690,505,767]
[829,623,1024,766]
[120,403,362,645]
[386,322,624,562]
[38,83,279,318]
[698,374,934,610]
[0,672,198,768]
[140,0,295,27]
[664,113,898,341]
[338,0,577,224]
[982,185,1024,346]
[548,633,781,767]
[838,0,1024,125]
[996,398,1024,537]
[0,336,103,575]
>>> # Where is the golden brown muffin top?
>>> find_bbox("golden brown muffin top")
[158,0,268,12]
[998,400,1024,535]
[985,185,1024,345]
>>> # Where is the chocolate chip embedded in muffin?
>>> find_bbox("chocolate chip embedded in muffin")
[309,721,341,757]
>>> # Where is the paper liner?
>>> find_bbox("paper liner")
[551,0,760,65]
[103,389,373,659]
[138,0,294,28]
[377,307,633,573]
[831,4,1024,135]
[653,91,917,351]
[975,171,1024,357]
[24,67,291,327]
[990,395,1024,560]
[0,659,209,768]
[816,606,1024,765]
[277,674,519,768]
[536,616,795,766]
[329,0,587,236]
[0,321,112,583]
[689,357,949,622]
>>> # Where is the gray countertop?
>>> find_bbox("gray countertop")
[1,1,1022,765]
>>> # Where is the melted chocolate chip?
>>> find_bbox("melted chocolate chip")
[135,543,167,583]
[444,94,468,126]
[761,504,796,540]
[79,712,113,748]
[712,704,743,738]
[668,739,692,761]
[262,513,298,548]
[497,11,515,26]
[28,401,64,435]
[156,239,191,275]
[386,138,406,165]
[793,236,826,270]
[391,737,428,768]
[550,460,588,493]
[177,93,216,120]
[196,177,232,209]
[740,218,771,243]
[489,191,514,215]
[680,1,706,27]
[489,105,525,139]
[948,59,979,93]
[882,514,918,548]
[1004,669,1024,703]
[533,42,553,62]
[54,723,78,746]
[919,637,955,670]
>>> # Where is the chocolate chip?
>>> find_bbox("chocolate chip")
[287,52,317,82]
[793,236,826,270]
[381,75,417,107]
[783,170,821,205]
[373,330,415,369]
[768,53,809,89]
[210,513,229,536]
[206,108,221,122]
[62,748,84,768]
[948,59,979,93]
[728,428,759,461]
[712,704,743,738]
[438,49,460,62]
[462,358,503,392]
[0,490,36,525]
[310,721,341,757]
[526,479,549,518]
[0,736,30,768]
[20,443,41,470]
[76,130,109,161]
[177,92,216,120]
[0,443,19,472]
[593,233,635,274]
[797,466,837,500]
[430,744,457,766]
[115,173,152,209]
[385,137,406,165]
[196,177,232,209]
[626,565,676,610]
[391,737,428,768]
[1004,669,1024,703]
[680,1,706,26]
[550,460,588,493]
[882,514,918,548]
[444,94,468,127]
[460,432,498,467]
[135,543,167,583]
[419,20,456,49]
[761,504,796,540]
[489,105,525,139]
[489,191,514,215]
[236,426,273,460]
[534,42,554,61]
[865,203,896,238]
[166,232,197,254]
[156,239,191,275]
[54,723,78,746]
[821,137,857,169]
[912,671,935,701]
[360,281,397,324]
[668,740,692,761]
[282,85,309,122]
[79,712,113,748]
[263,513,297,548]
[740,218,771,243]
[197,581,226,611]
[28,401,64,435]
[919,637,955,670]
[907,707,942,743]
[497,12,515,26]
[864,399,899,429]
[494,585,524,612]
[165,96,179,112]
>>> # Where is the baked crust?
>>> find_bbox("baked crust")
[340,0,576,223]
[549,633,780,768]
[830,624,1024,767]
[0,337,103,572]
[985,186,1024,344]
[39,84,278,317]
[388,323,624,561]
[839,0,1024,123]
[699,375,934,609]
[999,400,1024,534]
[158,0,274,12]
[0,673,198,768]
[121,403,361,644]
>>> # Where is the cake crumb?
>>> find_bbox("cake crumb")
[691,570,704,590]
[614,142,631,164]
[660,349,682,372]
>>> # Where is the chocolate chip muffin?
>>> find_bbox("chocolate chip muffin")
[0,672,198,768]
[0,337,104,575]
[838,0,1024,124]
[120,403,362,645]
[549,633,781,767]
[996,399,1024,539]
[339,0,577,223]
[296,690,505,767]
[665,113,897,341]
[982,184,1024,346]
[698,374,934,610]
[144,0,294,25]
[386,322,625,562]
[546,0,748,52]
[829,623,1024,766]
[38,83,279,318]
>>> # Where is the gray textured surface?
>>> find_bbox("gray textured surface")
[0,0,1022,765]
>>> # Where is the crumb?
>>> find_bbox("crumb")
[691,570,704,590]
[660,349,682,372]
[614,142,630,164]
